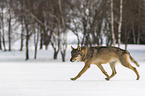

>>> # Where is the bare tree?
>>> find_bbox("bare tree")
[0,10,2,50]
[34,24,39,59]
[111,0,116,46]
[118,0,123,47]
[20,19,24,51]
[24,16,30,60]
[51,30,61,60]
[7,6,12,51]
[137,0,141,44]
[58,0,67,62]
[1,5,7,51]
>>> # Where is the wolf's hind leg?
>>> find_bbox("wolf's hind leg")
[120,54,140,80]
[109,62,117,79]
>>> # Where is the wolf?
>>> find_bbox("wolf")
[70,46,140,81]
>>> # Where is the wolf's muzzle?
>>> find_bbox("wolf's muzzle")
[70,58,75,62]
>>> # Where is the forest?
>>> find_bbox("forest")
[0,0,144,62]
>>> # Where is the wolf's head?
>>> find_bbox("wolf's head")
[70,46,82,62]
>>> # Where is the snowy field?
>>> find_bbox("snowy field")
[0,44,145,96]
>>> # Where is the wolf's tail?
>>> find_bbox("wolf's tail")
[129,55,140,67]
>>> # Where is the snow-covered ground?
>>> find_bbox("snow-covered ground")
[0,44,145,96]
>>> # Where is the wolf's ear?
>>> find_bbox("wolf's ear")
[71,46,74,50]
[77,46,81,50]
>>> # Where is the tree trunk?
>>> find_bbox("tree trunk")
[34,46,37,59]
[53,50,59,59]
[58,0,67,62]
[34,24,39,59]
[0,26,2,50]
[40,32,43,49]
[76,34,80,47]
[45,45,48,50]
[137,26,140,44]
[8,12,12,51]
[51,42,60,60]
[61,51,66,62]
[2,8,6,51]
[125,26,128,50]
[25,22,29,60]
[26,36,29,60]
[111,0,116,46]
[118,0,123,47]
[137,2,141,44]
[20,20,24,51]
[81,20,87,46]
[132,24,136,44]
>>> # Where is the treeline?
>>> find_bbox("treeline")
[0,0,144,61]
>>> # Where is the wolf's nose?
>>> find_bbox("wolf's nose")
[70,58,72,62]
[70,58,74,62]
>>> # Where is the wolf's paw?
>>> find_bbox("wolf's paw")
[105,78,110,81]
[70,78,76,81]
[136,77,140,80]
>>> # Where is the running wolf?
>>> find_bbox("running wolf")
[70,46,140,81]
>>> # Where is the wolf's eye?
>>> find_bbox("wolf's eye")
[72,53,77,57]
[74,54,78,57]
[73,53,80,57]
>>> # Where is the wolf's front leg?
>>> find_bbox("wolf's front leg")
[71,65,90,81]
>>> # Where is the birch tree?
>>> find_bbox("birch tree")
[1,6,7,51]
[118,0,123,47]
[111,0,116,46]
[58,0,67,62]
[34,24,39,59]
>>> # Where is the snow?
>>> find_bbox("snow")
[0,44,145,96]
